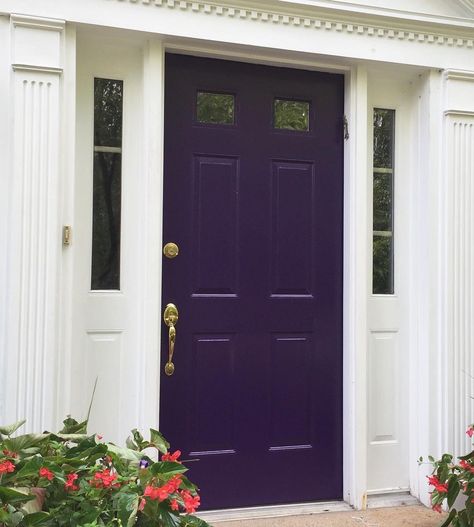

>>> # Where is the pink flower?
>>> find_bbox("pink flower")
[170,499,180,511]
[144,485,170,502]
[434,482,448,493]
[65,473,79,491]
[90,468,119,489]
[162,450,182,463]
[0,460,15,474]
[432,503,442,513]
[39,467,54,481]
[466,426,474,438]
[138,497,146,511]
[179,490,200,514]
[459,460,474,474]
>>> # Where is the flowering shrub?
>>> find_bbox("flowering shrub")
[423,425,474,526]
[0,417,209,526]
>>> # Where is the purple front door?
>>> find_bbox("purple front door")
[160,54,344,510]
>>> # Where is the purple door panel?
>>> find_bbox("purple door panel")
[161,54,344,510]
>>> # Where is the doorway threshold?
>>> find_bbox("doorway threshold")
[198,501,352,523]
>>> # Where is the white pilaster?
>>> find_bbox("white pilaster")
[0,15,12,426]
[443,70,474,459]
[3,14,64,431]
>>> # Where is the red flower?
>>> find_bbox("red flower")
[0,460,15,474]
[166,475,182,493]
[434,482,448,493]
[180,490,200,514]
[162,450,182,463]
[138,497,146,511]
[459,460,474,473]
[90,468,119,489]
[432,503,443,513]
[427,475,440,486]
[39,467,54,481]
[466,426,474,438]
[170,499,180,511]
[144,485,170,502]
[65,473,79,491]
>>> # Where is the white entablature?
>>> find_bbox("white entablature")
[283,0,474,20]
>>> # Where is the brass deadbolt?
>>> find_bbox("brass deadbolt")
[163,242,179,259]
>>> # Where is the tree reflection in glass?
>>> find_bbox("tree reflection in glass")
[91,79,123,290]
[373,109,395,295]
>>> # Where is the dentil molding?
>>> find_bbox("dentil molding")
[112,0,474,49]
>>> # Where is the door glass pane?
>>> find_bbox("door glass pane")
[274,99,310,131]
[372,108,395,294]
[91,78,123,290]
[196,92,234,124]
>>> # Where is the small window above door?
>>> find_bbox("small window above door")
[274,98,310,131]
[196,91,235,125]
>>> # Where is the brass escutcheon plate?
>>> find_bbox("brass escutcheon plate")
[163,242,179,259]
[164,304,179,326]
[165,362,175,376]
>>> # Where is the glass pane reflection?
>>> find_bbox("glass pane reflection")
[274,99,310,131]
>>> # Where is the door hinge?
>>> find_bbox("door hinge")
[63,225,72,246]
[343,115,349,140]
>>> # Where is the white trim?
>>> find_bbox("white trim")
[10,14,64,32]
[11,64,62,73]
[198,501,352,523]
[444,109,474,117]
[111,0,474,49]
[444,69,474,82]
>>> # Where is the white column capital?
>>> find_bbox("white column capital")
[10,14,64,73]
[443,69,474,115]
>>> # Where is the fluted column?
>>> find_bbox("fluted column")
[443,70,474,458]
[2,15,64,431]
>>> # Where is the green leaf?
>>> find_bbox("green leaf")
[458,450,474,461]
[439,509,457,527]
[149,461,187,477]
[15,456,43,480]
[59,417,88,434]
[0,419,27,437]
[117,492,139,527]
[22,512,50,526]
[107,443,142,464]
[158,507,181,527]
[150,429,170,454]
[447,476,461,508]
[0,487,35,504]
[2,434,49,453]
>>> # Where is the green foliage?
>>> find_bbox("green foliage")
[425,425,474,526]
[0,417,209,527]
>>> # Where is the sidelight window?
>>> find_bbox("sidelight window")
[91,78,123,290]
[372,108,395,295]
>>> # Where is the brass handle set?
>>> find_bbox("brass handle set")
[164,303,178,376]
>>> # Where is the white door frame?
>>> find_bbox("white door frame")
[64,28,372,513]
[143,39,370,511]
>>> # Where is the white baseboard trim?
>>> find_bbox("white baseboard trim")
[197,501,353,523]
